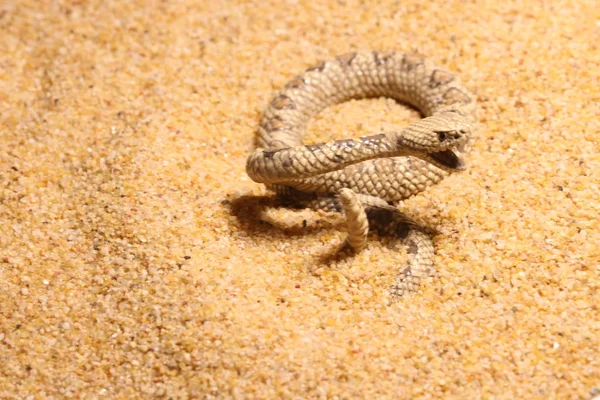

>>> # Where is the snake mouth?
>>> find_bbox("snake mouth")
[429,149,466,171]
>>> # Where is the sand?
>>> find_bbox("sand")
[1,0,599,398]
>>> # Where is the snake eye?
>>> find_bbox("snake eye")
[437,131,447,142]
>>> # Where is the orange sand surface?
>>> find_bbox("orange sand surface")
[1,0,599,398]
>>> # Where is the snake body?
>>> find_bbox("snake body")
[246,51,476,296]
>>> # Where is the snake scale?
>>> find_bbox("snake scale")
[246,51,477,296]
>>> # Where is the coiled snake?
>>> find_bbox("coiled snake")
[246,51,476,296]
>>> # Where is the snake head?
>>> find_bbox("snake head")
[397,113,473,172]
[426,127,470,171]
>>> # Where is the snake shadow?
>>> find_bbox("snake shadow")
[227,194,360,265]
[226,193,339,236]
[226,193,411,268]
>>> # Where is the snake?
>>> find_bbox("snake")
[246,51,477,296]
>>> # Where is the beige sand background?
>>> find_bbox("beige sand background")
[1,0,599,398]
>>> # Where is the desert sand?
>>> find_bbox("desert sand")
[1,0,599,398]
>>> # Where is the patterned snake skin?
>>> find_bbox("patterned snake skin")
[246,51,477,296]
